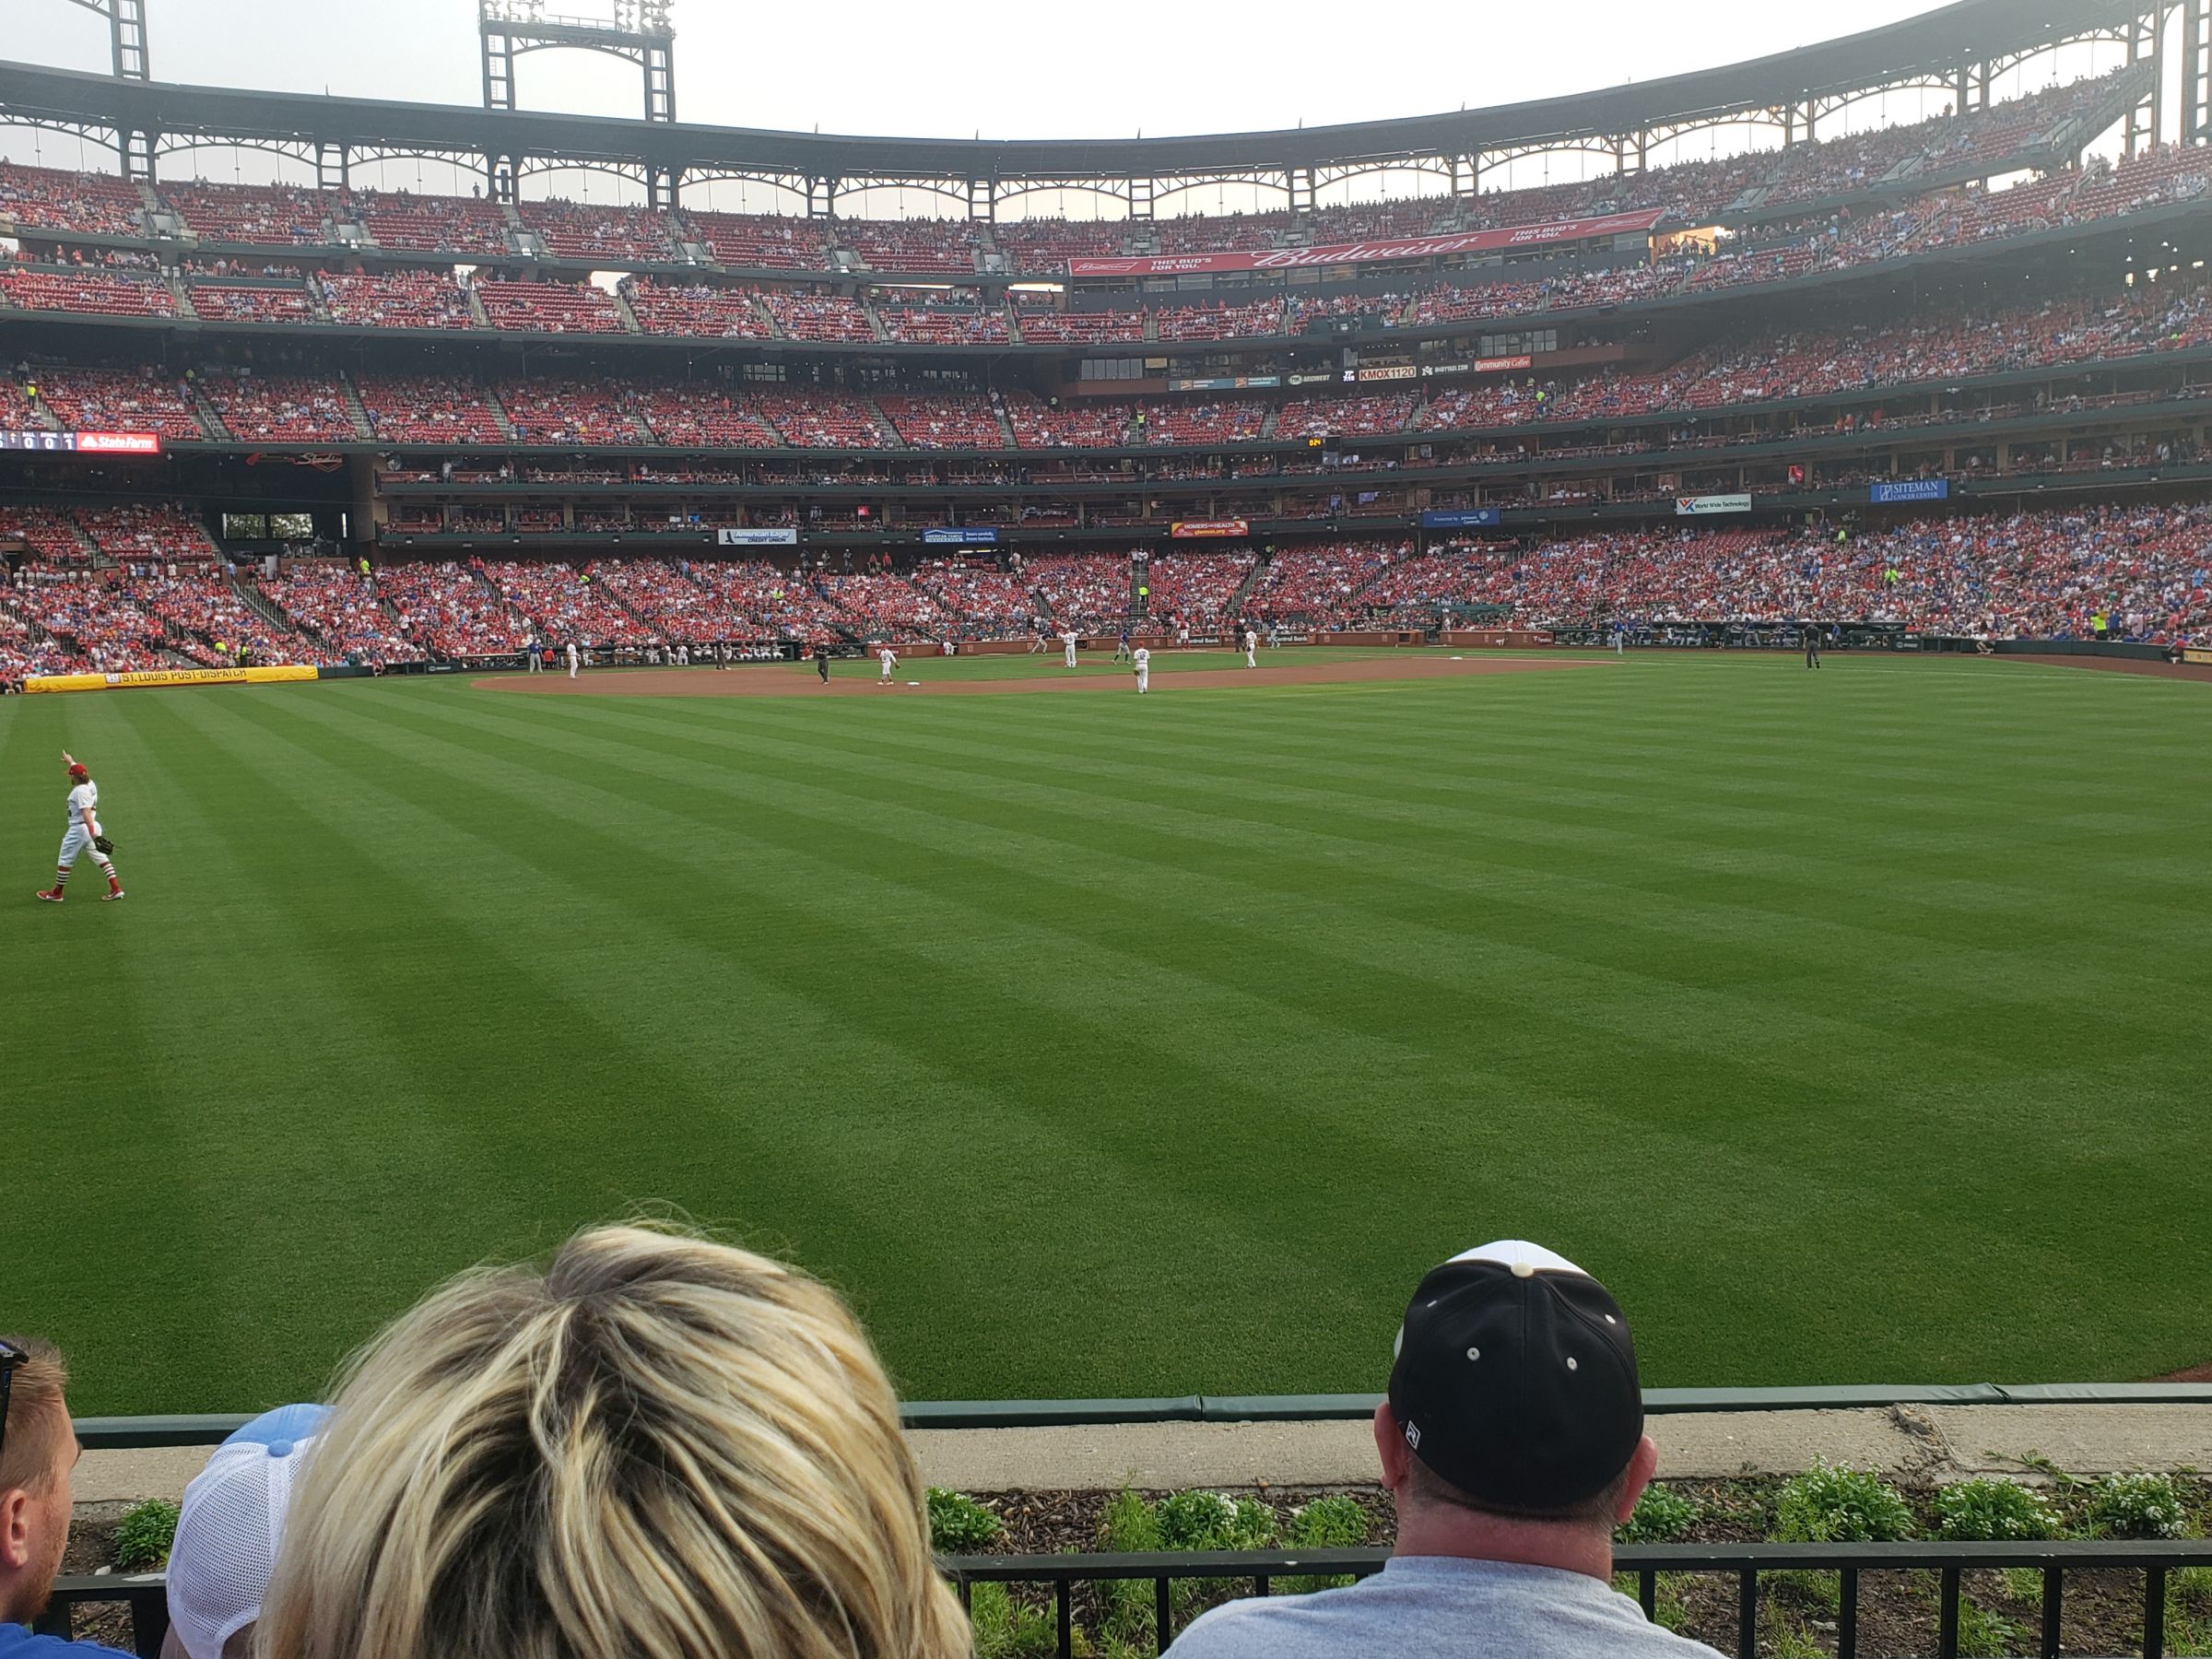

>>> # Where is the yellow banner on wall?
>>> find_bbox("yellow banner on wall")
[2184,646,2212,665]
[25,664,319,694]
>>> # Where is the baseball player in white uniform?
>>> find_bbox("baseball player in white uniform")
[878,645,898,684]
[1243,626,1257,667]
[565,641,580,679]
[1132,644,1150,694]
[1061,630,1079,668]
[37,751,124,903]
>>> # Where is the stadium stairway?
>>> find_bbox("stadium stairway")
[1222,556,1268,619]
[991,393,1018,448]
[1257,403,1282,440]
[865,300,890,344]
[168,274,199,320]
[464,281,494,329]
[862,396,906,449]
[228,568,309,641]
[487,383,522,443]
[336,375,376,442]
[611,288,646,335]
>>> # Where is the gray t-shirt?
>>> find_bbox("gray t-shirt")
[1165,1554,1724,1659]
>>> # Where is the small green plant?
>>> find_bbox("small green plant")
[2000,1567,2045,1604]
[1773,1462,1916,1544]
[926,1488,1006,1555]
[112,1499,180,1571]
[1651,1571,1692,1634]
[1153,1490,1276,1551]
[1096,1488,1160,1553]
[2084,1472,2188,1539]
[1284,1494,1368,1549]
[1935,1478,2059,1542]
[1281,1494,1369,1593]
[967,1581,1061,1659]
[1956,1595,2028,1659]
[1093,1489,1162,1649]
[1618,1482,1703,1544]
[1763,1603,1827,1659]
[2170,1566,2212,1659]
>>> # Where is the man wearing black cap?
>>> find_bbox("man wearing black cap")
[1166,1241,1719,1659]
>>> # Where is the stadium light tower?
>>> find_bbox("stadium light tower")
[59,0,149,80]
[479,0,677,124]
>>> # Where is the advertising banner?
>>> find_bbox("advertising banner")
[716,527,798,546]
[1355,363,1419,382]
[922,526,999,545]
[1419,356,1533,379]
[1421,508,1502,529]
[26,664,318,694]
[1675,493,1754,516]
[1170,519,1251,538]
[0,429,162,454]
[1067,209,1667,278]
[1166,374,1281,392]
[1870,478,1949,503]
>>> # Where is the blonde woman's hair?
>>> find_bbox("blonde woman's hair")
[258,1224,968,1659]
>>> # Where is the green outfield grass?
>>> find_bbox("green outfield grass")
[4,649,2208,1416]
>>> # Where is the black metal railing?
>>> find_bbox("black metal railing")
[45,1539,2211,1659]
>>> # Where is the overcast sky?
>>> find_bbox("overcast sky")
[2,1,2132,212]
[11,0,2064,139]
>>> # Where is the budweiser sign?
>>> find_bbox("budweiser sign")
[1068,209,1665,277]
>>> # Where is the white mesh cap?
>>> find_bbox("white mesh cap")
[167,1404,328,1659]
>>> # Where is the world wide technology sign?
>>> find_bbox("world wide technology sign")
[1067,209,1667,277]
[0,429,162,454]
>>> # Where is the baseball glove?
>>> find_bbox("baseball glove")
[93,834,114,854]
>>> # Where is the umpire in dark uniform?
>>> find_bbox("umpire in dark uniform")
[1805,623,1823,669]
[815,641,831,684]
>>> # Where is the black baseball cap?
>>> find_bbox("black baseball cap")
[1386,1241,1643,1512]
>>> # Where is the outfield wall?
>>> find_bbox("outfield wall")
[24,665,319,694]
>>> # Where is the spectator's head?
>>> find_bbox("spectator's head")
[259,1222,964,1659]
[0,1335,77,1628]
[164,1404,329,1659]
[1376,1241,1655,1569]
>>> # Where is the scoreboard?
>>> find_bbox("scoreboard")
[0,429,162,454]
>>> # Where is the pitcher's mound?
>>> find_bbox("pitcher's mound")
[477,654,1597,698]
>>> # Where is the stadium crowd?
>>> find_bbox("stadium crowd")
[15,499,2203,679]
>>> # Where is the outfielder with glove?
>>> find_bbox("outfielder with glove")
[36,749,124,903]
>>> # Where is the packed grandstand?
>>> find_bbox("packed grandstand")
[4,3,2210,683]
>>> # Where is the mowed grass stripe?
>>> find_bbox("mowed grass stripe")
[154,683,1392,1395]
[289,681,2212,1309]
[190,680,1538,1393]
[468,680,2205,1015]
[4,657,2207,1404]
[203,677,2176,1389]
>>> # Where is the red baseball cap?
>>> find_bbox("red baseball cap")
[67,762,89,780]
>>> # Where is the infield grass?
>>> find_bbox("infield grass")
[4,648,2208,1414]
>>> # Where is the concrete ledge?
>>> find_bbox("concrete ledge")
[73,1403,2212,1507]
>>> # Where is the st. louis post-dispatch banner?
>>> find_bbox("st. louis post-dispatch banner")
[26,665,319,694]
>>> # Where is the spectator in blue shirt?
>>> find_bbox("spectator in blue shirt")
[0,1335,130,1656]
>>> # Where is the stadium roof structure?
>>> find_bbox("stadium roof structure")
[0,0,2165,198]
